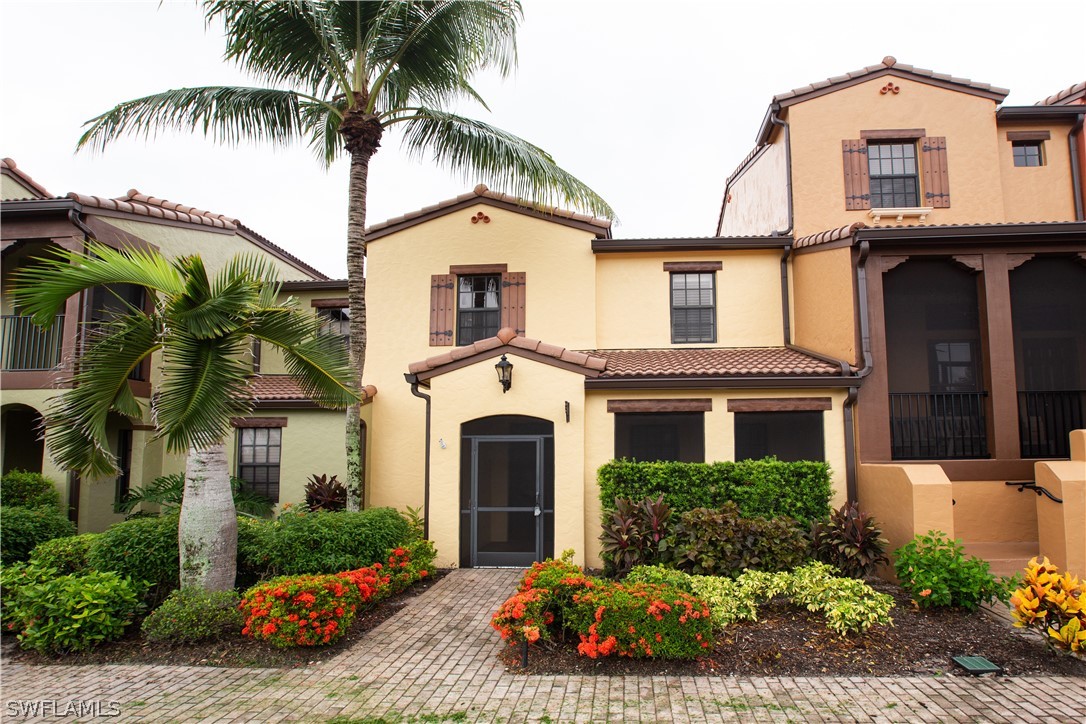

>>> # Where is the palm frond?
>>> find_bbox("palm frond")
[250,308,358,408]
[154,329,254,453]
[395,109,616,220]
[43,314,161,476]
[78,86,307,153]
[301,98,347,166]
[11,242,182,326]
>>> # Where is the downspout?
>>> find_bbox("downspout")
[779,244,792,344]
[404,374,432,539]
[1070,113,1085,221]
[843,241,875,503]
[769,106,794,237]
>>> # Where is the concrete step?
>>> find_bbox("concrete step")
[962,541,1038,578]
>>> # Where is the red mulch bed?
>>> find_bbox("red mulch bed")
[1,570,448,669]
[497,579,1086,677]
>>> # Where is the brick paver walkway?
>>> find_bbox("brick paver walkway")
[2,569,1083,722]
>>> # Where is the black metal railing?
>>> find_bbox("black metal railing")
[889,391,989,459]
[1,315,64,371]
[1017,390,1085,459]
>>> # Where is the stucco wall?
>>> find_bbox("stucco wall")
[951,480,1039,544]
[1034,430,1086,576]
[594,250,784,349]
[790,247,856,364]
[787,77,1006,238]
[718,142,790,236]
[583,388,849,567]
[99,217,314,281]
[997,122,1078,222]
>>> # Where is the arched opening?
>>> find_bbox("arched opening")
[459,415,554,567]
[883,259,987,459]
[1011,256,1086,457]
[1,403,45,475]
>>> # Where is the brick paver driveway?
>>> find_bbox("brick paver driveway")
[2,569,1083,722]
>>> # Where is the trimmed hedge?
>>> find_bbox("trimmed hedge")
[0,506,77,563]
[29,533,99,575]
[87,515,180,605]
[598,459,831,525]
[1,470,61,509]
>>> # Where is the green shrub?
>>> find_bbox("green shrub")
[567,581,713,659]
[893,531,1012,610]
[0,505,77,563]
[625,564,695,592]
[117,473,274,518]
[1,470,61,509]
[809,501,889,578]
[240,574,362,647]
[87,515,179,604]
[236,516,271,589]
[515,552,599,630]
[1,561,55,628]
[255,508,411,577]
[598,458,831,525]
[29,533,99,575]
[662,502,810,577]
[141,588,244,644]
[8,571,142,653]
[787,562,894,636]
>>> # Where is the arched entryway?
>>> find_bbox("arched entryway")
[459,415,554,567]
[1,403,45,475]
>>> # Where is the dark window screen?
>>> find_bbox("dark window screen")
[614,412,705,462]
[237,427,282,502]
[734,411,824,462]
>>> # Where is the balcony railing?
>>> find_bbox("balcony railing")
[889,391,989,460]
[1018,390,1085,459]
[1,315,64,371]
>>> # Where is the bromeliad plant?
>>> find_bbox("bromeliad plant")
[599,496,671,577]
[1010,556,1086,654]
[304,474,348,512]
[809,501,889,578]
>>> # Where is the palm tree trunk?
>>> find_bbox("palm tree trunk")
[345,149,371,511]
[179,442,237,591]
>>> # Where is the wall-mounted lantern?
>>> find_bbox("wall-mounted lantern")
[495,355,513,393]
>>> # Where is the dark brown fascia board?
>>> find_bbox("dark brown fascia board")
[775,67,1007,110]
[281,279,349,291]
[997,106,1086,121]
[367,196,612,241]
[593,237,790,253]
[585,375,858,390]
[413,347,602,383]
[854,222,1086,245]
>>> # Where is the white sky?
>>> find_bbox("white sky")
[2,0,1083,279]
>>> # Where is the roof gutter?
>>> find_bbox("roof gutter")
[404,374,432,539]
[584,375,859,390]
[1070,113,1085,221]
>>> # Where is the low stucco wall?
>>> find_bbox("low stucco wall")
[951,480,1039,544]
[1034,430,1086,576]
[857,463,955,576]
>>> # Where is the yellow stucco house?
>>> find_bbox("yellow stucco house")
[3,58,1083,575]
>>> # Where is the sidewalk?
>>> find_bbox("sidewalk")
[2,568,1082,722]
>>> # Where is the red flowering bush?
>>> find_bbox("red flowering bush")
[240,574,362,647]
[491,587,554,645]
[335,564,391,605]
[517,556,598,631]
[568,582,713,659]
[383,539,437,596]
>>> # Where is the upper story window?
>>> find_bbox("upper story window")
[670,272,716,344]
[1012,141,1044,167]
[316,306,350,340]
[457,275,501,345]
[868,142,919,208]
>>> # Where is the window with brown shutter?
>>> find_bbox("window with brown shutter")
[842,136,951,210]
[500,271,526,337]
[842,138,871,210]
[920,136,950,208]
[429,274,455,346]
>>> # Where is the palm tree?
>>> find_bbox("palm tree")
[13,242,358,590]
[76,1,614,509]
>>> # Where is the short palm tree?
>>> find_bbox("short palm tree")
[77,0,614,508]
[13,242,358,590]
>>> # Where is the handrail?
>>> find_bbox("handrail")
[1005,480,1063,504]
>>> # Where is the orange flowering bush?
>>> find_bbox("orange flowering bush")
[568,582,713,659]
[383,540,437,597]
[1010,556,1086,654]
[335,564,391,604]
[240,574,361,647]
[491,588,554,645]
[493,554,597,647]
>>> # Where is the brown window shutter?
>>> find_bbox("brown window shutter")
[921,136,950,208]
[500,271,526,337]
[842,139,871,210]
[429,274,454,346]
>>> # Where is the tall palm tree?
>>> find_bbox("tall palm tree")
[76,1,614,508]
[14,243,358,590]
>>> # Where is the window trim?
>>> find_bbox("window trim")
[1011,140,1045,167]
[235,424,283,503]
[669,270,717,344]
[867,140,921,209]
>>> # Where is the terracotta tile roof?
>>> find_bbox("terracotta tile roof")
[1036,80,1086,106]
[584,347,843,379]
[794,222,867,249]
[1,158,52,199]
[249,375,375,404]
[367,184,612,240]
[772,57,1009,106]
[408,327,607,377]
